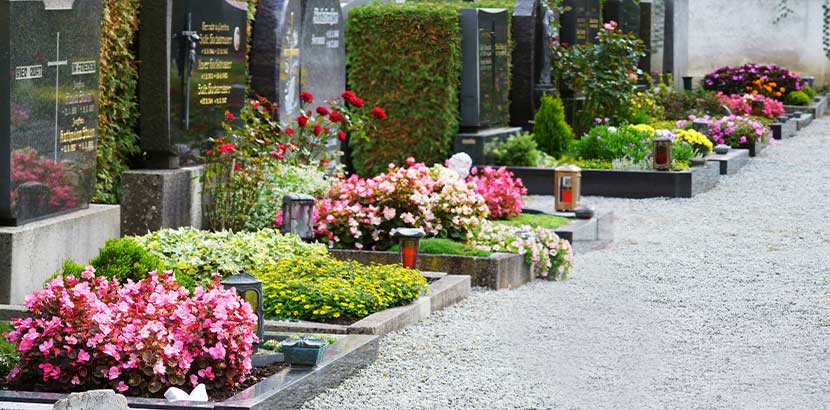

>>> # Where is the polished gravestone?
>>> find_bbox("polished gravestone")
[251,0,303,122]
[0,0,102,225]
[510,0,556,130]
[460,8,510,129]
[603,0,641,35]
[300,0,345,108]
[139,0,248,168]
[560,0,601,46]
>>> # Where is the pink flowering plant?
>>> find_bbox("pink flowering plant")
[309,158,489,250]
[704,115,769,147]
[5,268,257,396]
[467,166,527,220]
[716,92,785,119]
[471,221,574,280]
[11,148,79,212]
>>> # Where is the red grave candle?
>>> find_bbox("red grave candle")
[401,246,418,269]
[561,188,572,204]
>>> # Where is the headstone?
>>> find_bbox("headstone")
[602,0,640,36]
[53,390,128,410]
[460,8,510,130]
[139,0,249,168]
[510,0,555,130]
[560,0,601,46]
[650,0,665,73]
[251,0,303,122]
[0,0,103,226]
[638,1,652,75]
[300,0,345,107]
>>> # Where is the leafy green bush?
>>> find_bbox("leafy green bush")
[534,94,574,157]
[569,125,651,164]
[802,85,816,99]
[0,322,19,378]
[260,256,427,321]
[346,3,462,175]
[87,238,164,282]
[245,164,332,231]
[784,90,812,106]
[133,228,329,288]
[389,238,492,257]
[491,132,540,167]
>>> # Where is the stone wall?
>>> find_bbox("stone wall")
[686,0,829,85]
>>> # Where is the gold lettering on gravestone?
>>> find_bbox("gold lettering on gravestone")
[196,21,235,106]
[59,126,96,153]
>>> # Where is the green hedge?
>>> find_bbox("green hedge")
[346,3,462,176]
[95,0,141,204]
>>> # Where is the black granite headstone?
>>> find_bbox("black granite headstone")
[300,0,345,107]
[0,0,103,225]
[602,0,640,36]
[139,0,248,168]
[251,0,303,122]
[560,0,601,46]
[460,8,510,130]
[509,0,545,130]
[638,1,652,75]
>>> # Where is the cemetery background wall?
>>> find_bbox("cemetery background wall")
[685,0,830,85]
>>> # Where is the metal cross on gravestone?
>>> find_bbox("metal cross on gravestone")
[0,0,103,225]
[175,12,201,130]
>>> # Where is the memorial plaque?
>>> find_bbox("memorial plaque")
[139,0,248,168]
[300,0,345,107]
[560,0,601,45]
[0,0,103,225]
[460,8,509,129]
[251,0,302,122]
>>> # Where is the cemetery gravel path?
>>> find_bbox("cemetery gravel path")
[301,119,830,410]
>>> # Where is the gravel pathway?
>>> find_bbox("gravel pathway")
[302,119,830,410]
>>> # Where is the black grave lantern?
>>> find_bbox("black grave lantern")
[221,272,264,343]
[281,194,315,240]
[391,228,426,269]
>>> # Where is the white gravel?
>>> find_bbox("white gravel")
[301,119,830,410]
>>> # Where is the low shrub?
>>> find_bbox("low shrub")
[472,220,573,279]
[493,213,569,231]
[389,238,491,257]
[313,160,489,250]
[569,125,652,164]
[491,132,540,167]
[133,228,329,288]
[89,238,164,282]
[534,94,574,157]
[260,256,427,321]
[468,166,527,220]
[245,164,332,231]
[6,270,257,395]
[784,90,812,106]
[802,85,816,99]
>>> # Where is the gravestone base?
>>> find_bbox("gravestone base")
[0,205,120,304]
[706,149,750,176]
[454,127,524,165]
[120,167,204,236]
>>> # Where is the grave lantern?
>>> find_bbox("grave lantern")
[653,136,673,171]
[391,228,426,269]
[221,272,264,344]
[554,165,582,212]
[281,194,315,240]
[692,119,710,136]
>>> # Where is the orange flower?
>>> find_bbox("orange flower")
[780,87,786,92]
[752,90,759,95]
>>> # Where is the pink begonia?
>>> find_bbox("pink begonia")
[717,92,785,119]
[467,166,527,219]
[471,220,574,279]
[5,269,257,394]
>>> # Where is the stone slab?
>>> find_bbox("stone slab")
[0,334,379,410]
[349,297,431,335]
[797,113,814,130]
[508,164,720,198]
[706,149,750,175]
[426,275,471,313]
[120,166,204,236]
[0,205,119,304]
[454,126,523,165]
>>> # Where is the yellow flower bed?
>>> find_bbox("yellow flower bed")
[258,256,428,322]
[675,129,713,153]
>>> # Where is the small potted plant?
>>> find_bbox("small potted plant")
[280,336,330,366]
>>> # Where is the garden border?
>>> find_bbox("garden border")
[783,95,827,118]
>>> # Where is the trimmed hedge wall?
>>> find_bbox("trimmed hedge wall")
[346,1,514,176]
[95,0,141,204]
[346,3,462,176]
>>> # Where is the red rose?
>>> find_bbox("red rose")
[337,130,346,141]
[251,100,261,109]
[300,91,314,103]
[285,127,296,136]
[218,143,236,154]
[224,111,235,121]
[342,90,357,100]
[206,149,214,156]
[314,125,323,136]
[320,158,330,164]
[348,96,364,108]
[370,107,387,120]
[316,106,330,116]
[234,164,242,172]
[297,115,308,127]
[329,111,343,122]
